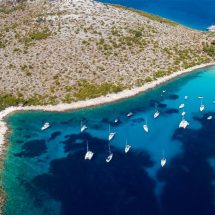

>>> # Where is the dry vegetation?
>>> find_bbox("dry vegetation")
[0,0,214,109]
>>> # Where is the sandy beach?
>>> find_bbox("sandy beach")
[0,62,214,153]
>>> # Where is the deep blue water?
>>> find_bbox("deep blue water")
[1,66,215,215]
[98,0,215,30]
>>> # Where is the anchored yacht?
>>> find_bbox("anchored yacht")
[143,120,149,132]
[85,141,94,160]
[41,122,50,130]
[80,120,87,132]
[124,139,131,153]
[108,124,115,141]
[179,116,189,129]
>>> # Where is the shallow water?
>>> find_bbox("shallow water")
[98,0,215,30]
[1,66,215,215]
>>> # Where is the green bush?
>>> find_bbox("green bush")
[144,76,153,83]
[74,80,124,100]
[203,45,215,57]
[0,3,26,14]
[28,30,51,40]
[0,94,24,110]
[153,70,170,79]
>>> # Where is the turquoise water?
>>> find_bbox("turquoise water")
[2,66,215,215]
[98,0,215,30]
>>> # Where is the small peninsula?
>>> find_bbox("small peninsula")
[0,0,214,110]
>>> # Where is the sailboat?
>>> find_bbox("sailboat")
[80,120,87,132]
[161,157,167,167]
[114,118,119,123]
[199,97,205,112]
[124,139,131,153]
[108,124,116,141]
[153,103,160,119]
[179,115,189,129]
[41,122,50,130]
[184,96,188,100]
[143,119,149,132]
[154,110,160,119]
[207,116,213,120]
[106,142,113,163]
[179,103,185,109]
[85,141,94,160]
[181,111,186,116]
[161,151,166,167]
[127,112,133,117]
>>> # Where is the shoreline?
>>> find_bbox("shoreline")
[0,62,215,152]
[0,61,214,211]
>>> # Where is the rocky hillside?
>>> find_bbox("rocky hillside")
[0,0,214,109]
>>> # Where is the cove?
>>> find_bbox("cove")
[1,66,215,215]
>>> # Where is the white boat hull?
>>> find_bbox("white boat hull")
[161,158,166,167]
[200,105,205,112]
[85,151,94,160]
[181,111,186,116]
[179,104,185,109]
[108,132,116,141]
[125,145,131,153]
[143,125,149,132]
[179,119,189,129]
[127,112,133,117]
[81,125,87,132]
[154,111,160,119]
[207,116,213,120]
[41,122,50,130]
[106,153,113,163]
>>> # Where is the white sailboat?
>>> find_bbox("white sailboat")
[108,124,116,141]
[160,151,166,167]
[80,120,87,132]
[184,96,188,100]
[114,118,119,123]
[179,103,185,109]
[179,116,189,129]
[127,112,133,117]
[125,139,131,153]
[143,119,149,132]
[41,122,50,130]
[154,111,160,119]
[199,97,205,112]
[207,116,213,120]
[181,111,186,116]
[161,157,167,167]
[106,142,113,163]
[85,141,94,160]
[153,103,160,119]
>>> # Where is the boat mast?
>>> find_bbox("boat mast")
[86,141,88,152]
[108,142,111,154]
